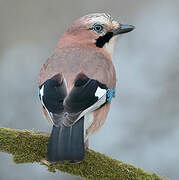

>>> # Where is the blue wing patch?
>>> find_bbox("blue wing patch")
[38,88,41,100]
[106,88,116,102]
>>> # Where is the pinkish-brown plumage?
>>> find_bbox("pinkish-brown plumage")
[38,13,134,162]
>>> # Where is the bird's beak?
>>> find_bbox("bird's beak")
[112,24,135,35]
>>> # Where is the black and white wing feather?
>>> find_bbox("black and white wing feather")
[39,77,67,126]
[63,75,108,126]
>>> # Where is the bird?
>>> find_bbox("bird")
[38,13,135,162]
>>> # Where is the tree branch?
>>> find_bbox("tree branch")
[0,127,167,180]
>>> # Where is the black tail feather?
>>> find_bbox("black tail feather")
[47,118,85,162]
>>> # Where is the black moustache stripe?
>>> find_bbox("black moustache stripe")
[96,32,113,48]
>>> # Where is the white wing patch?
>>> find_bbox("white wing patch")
[95,87,107,99]
[84,112,94,140]
[39,85,55,125]
[39,85,44,99]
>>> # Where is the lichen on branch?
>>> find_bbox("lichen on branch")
[0,127,167,180]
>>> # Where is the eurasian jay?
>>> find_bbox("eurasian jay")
[38,13,134,162]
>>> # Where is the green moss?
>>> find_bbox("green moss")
[0,127,168,180]
[0,127,47,163]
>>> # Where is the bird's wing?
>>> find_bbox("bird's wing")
[38,75,67,126]
[38,73,115,127]
[62,73,109,126]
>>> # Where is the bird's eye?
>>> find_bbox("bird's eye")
[93,24,104,33]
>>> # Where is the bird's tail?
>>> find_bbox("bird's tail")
[47,117,85,162]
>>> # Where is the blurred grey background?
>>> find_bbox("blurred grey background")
[0,0,179,179]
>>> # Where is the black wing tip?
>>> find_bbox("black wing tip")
[51,73,63,85]
[74,72,89,87]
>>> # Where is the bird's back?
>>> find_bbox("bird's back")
[39,45,116,90]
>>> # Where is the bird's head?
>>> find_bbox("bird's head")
[57,13,135,58]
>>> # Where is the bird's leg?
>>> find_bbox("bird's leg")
[85,139,89,149]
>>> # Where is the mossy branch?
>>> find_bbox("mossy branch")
[0,127,167,180]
